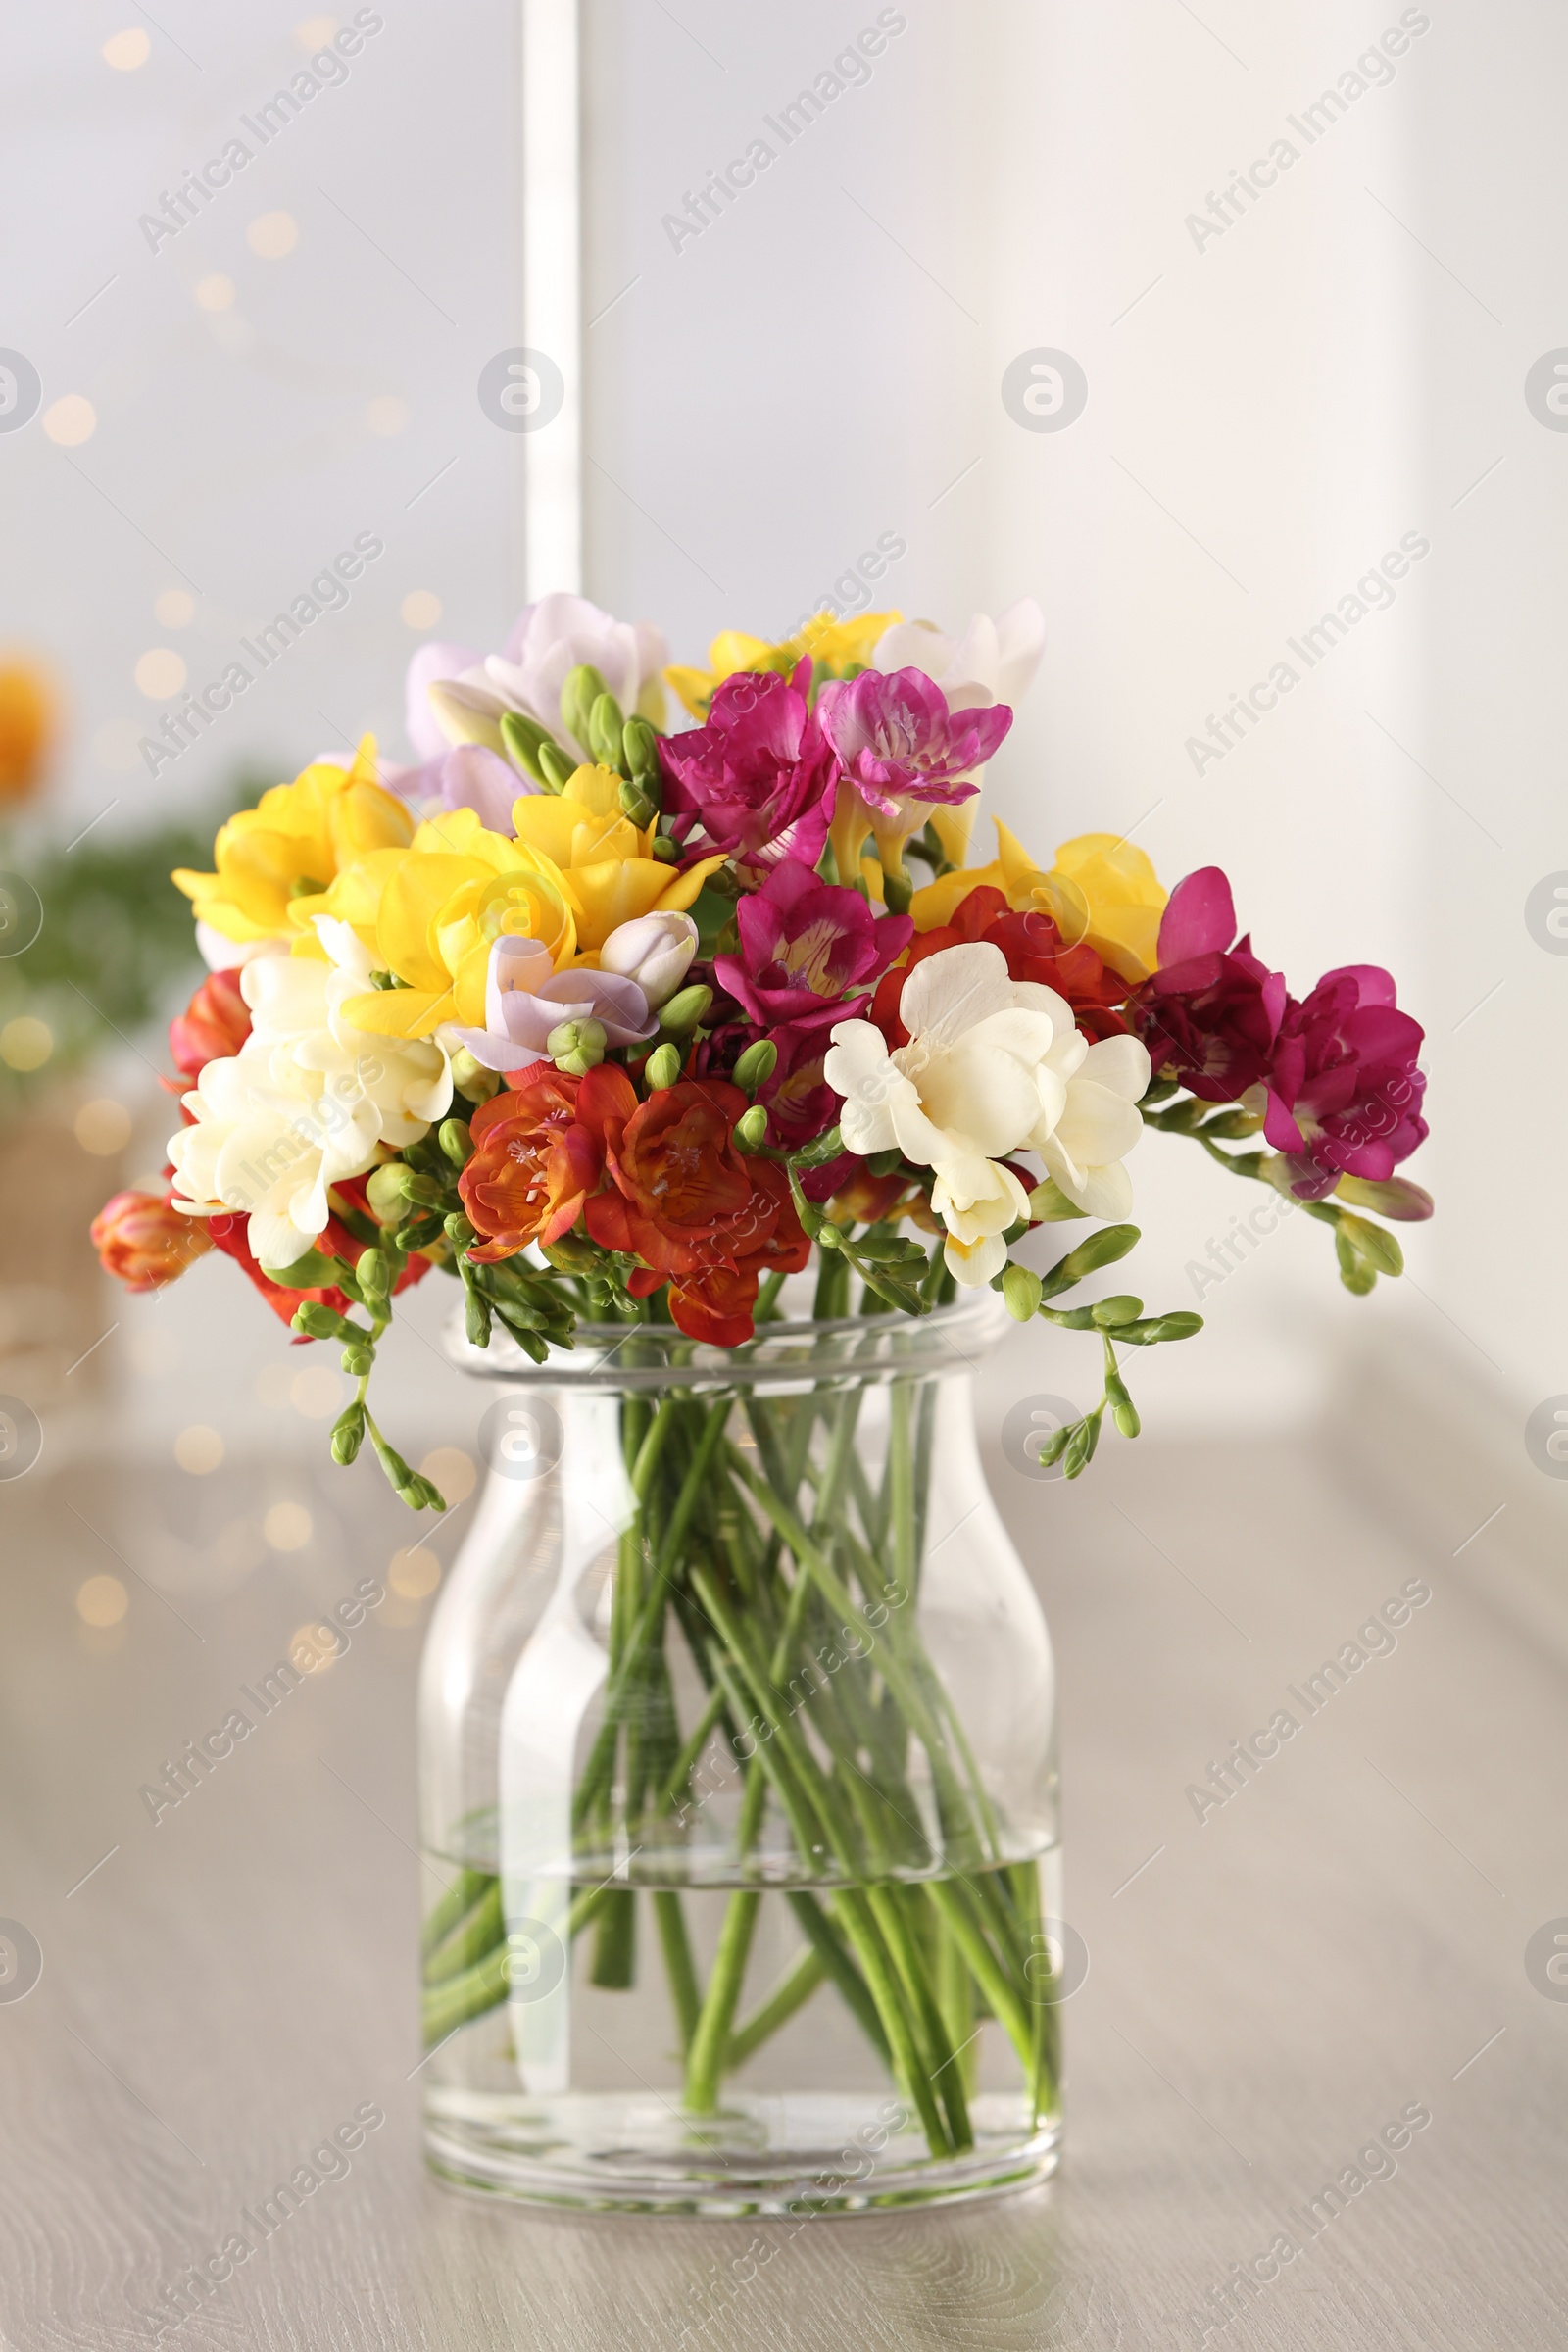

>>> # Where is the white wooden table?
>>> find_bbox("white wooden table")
[2,1421,1561,2350]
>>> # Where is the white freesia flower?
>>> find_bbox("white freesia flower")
[423,593,669,764]
[823,940,1150,1286]
[872,599,1046,714]
[169,1053,383,1274]
[240,920,453,1144]
[169,920,454,1271]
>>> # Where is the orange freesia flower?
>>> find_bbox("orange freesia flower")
[459,1063,601,1261]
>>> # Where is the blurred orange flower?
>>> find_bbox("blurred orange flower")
[91,1190,213,1291]
[0,656,57,806]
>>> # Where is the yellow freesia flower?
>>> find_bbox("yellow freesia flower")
[910,824,1167,984]
[309,808,572,1038]
[509,764,725,953]
[665,611,902,721]
[172,736,415,943]
[315,776,723,1040]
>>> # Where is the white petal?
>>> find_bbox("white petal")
[898,941,1013,1047]
[917,1042,1044,1159]
[1054,1077,1144,1172]
[1080,1033,1152,1103]
[943,1231,1007,1287]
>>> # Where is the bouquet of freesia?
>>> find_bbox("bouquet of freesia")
[93,590,1431,1503]
[91,595,1432,2170]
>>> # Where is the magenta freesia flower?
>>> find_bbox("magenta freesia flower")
[712,859,912,1032]
[1263,968,1427,1199]
[1133,867,1288,1102]
[658,662,839,878]
[814,667,1009,820]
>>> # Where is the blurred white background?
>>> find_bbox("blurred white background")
[1,0,1562,1540]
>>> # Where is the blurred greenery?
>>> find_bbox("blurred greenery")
[0,784,264,1116]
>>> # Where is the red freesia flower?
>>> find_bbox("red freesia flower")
[712,858,912,1032]
[579,1069,810,1343]
[1131,867,1288,1098]
[167,966,251,1086]
[91,1189,214,1291]
[1263,967,1428,1200]
[459,1062,602,1262]
[871,884,1132,1047]
[658,662,839,879]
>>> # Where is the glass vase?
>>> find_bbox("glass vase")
[418,1294,1063,2214]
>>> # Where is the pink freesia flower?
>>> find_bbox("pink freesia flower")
[658,662,840,879]
[815,667,1010,880]
[815,667,1009,819]
[711,859,912,1032]
[452,936,657,1073]
[1133,867,1288,1102]
[1263,968,1428,1200]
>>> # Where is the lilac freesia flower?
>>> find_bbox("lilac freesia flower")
[414,596,669,767]
[452,937,657,1074]
[711,859,911,1032]
[658,662,840,880]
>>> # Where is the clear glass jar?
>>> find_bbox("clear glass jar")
[418,1295,1063,2214]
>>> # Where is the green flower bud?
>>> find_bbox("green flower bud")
[732,1038,778,1096]
[357,1248,390,1302]
[588,690,625,769]
[658,983,712,1035]
[815,1222,843,1251]
[617,778,657,827]
[1111,1397,1141,1440]
[330,1404,366,1464]
[366,1162,409,1224]
[547,1017,607,1076]
[1336,1211,1404,1278]
[1059,1223,1139,1283]
[1090,1294,1143,1327]
[340,1345,374,1378]
[498,710,559,784]
[622,716,660,780]
[1002,1262,1043,1321]
[733,1104,769,1153]
[651,835,679,863]
[448,1048,501,1103]
[1148,1310,1203,1341]
[1331,1173,1434,1223]
[536,741,575,793]
[643,1041,682,1092]
[465,1289,492,1348]
[444,1209,476,1249]
[881,866,913,916]
[438,1118,473,1169]
[559,663,609,753]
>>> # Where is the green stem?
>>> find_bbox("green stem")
[724,1947,827,2070]
[654,1891,704,2056]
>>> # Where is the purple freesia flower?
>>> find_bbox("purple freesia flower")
[1133,867,1288,1102]
[712,859,912,1032]
[1264,967,1428,1199]
[658,662,839,878]
[452,937,657,1073]
[814,667,1009,820]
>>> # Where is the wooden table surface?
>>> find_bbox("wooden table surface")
[2,1418,1562,2351]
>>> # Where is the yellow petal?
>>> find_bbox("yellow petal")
[379,854,493,992]
[341,987,453,1038]
[909,860,1007,932]
[664,664,715,721]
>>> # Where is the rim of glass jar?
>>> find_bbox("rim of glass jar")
[444,1291,1006,1392]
